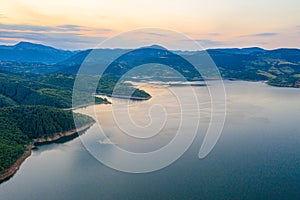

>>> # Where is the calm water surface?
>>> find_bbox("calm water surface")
[0,81,299,200]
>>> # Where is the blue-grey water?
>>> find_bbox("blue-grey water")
[0,81,299,200]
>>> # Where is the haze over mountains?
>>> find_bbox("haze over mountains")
[0,41,300,87]
[0,41,299,65]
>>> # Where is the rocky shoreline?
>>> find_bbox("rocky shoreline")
[0,123,94,184]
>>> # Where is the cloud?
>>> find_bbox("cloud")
[176,38,233,49]
[0,14,6,19]
[143,32,168,37]
[248,32,278,37]
[194,39,228,46]
[0,30,107,49]
[0,38,19,44]
[0,23,112,33]
[180,39,230,47]
[56,24,112,33]
[183,32,221,37]
[56,24,83,31]
[0,30,43,40]
[0,23,112,49]
[0,23,57,32]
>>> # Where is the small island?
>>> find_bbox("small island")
[96,74,152,100]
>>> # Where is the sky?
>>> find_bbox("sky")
[0,0,299,50]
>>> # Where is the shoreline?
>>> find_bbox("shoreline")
[0,122,94,184]
[63,101,111,111]
[225,78,300,89]
[33,122,94,145]
[96,93,151,100]
[0,144,33,184]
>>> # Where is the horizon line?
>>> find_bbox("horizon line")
[1,40,300,52]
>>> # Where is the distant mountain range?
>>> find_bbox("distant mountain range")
[0,42,76,64]
[207,47,266,54]
[0,41,300,87]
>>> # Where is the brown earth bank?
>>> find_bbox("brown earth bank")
[33,123,94,145]
[0,122,94,184]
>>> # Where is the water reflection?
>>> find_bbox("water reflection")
[1,81,300,200]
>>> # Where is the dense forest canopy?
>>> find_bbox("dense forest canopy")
[0,69,151,176]
[0,71,151,108]
[0,105,94,174]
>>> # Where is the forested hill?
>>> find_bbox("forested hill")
[0,105,94,174]
[0,71,109,108]
[0,42,299,88]
[0,70,151,178]
[204,48,300,87]
[0,42,76,64]
[0,71,150,108]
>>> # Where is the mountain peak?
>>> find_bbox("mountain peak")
[142,44,168,50]
[0,41,75,64]
[15,41,34,46]
[14,41,51,49]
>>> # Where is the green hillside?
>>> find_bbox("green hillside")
[0,105,94,174]
[0,71,110,108]
[0,70,151,177]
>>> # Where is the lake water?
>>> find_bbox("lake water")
[0,81,300,200]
